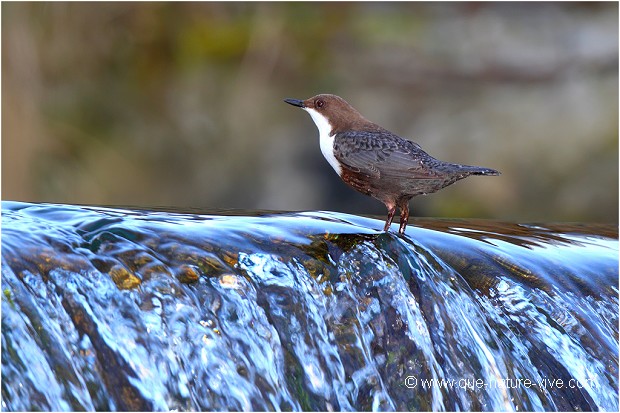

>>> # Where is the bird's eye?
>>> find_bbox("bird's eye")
[316,99,325,108]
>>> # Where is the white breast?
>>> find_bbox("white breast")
[304,108,342,176]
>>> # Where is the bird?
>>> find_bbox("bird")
[284,94,500,235]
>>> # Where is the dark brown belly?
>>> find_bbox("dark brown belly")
[340,167,466,202]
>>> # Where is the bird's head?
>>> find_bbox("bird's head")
[284,94,371,136]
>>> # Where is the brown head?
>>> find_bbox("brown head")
[284,94,379,135]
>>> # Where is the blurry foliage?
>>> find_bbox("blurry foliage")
[2,2,618,222]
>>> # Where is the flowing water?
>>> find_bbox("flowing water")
[1,201,618,411]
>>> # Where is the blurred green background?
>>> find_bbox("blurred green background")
[3,2,618,222]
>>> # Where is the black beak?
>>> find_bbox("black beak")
[284,98,305,108]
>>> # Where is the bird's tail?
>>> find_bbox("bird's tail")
[438,162,501,176]
[467,166,501,176]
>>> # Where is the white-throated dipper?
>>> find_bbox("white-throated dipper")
[284,94,500,235]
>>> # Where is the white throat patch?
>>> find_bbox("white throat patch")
[304,108,342,176]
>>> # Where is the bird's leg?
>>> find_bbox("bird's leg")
[398,201,410,234]
[383,203,397,232]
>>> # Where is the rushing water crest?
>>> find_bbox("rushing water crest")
[1,202,618,411]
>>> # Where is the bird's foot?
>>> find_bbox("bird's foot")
[398,221,407,234]
[383,205,397,232]
[397,202,409,235]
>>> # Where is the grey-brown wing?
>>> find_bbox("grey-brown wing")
[333,130,441,180]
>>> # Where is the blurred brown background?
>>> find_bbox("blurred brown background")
[3,2,618,222]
